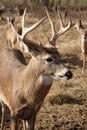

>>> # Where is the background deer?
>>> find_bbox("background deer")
[0,8,72,130]
[74,20,87,73]
[6,17,21,48]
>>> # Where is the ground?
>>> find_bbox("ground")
[0,8,87,130]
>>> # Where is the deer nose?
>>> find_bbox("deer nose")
[65,70,73,79]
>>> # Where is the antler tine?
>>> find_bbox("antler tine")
[44,7,56,44]
[56,6,72,37]
[57,6,64,29]
[56,19,72,36]
[21,8,27,33]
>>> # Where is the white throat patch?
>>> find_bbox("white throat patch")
[39,75,53,86]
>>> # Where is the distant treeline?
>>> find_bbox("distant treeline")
[0,0,87,10]
[24,0,87,9]
[42,0,87,10]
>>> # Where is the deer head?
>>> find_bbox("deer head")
[10,8,72,81]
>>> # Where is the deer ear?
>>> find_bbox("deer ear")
[7,17,10,22]
[7,17,15,24]
[11,17,15,24]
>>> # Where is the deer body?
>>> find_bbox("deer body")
[7,26,17,48]
[81,30,87,74]
[74,20,87,73]
[81,30,87,53]
[6,18,19,48]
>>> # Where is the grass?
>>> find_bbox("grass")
[59,82,73,89]
[49,94,82,105]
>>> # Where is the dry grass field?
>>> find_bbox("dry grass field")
[0,8,87,130]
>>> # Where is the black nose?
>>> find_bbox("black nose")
[65,70,73,79]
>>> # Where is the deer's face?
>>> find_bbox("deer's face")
[36,47,73,81]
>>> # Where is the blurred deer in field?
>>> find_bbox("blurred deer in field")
[0,7,72,130]
[74,19,87,73]
[6,17,21,48]
[17,5,24,16]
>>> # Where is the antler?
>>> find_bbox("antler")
[10,8,47,40]
[45,7,72,46]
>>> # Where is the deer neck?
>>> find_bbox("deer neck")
[20,57,53,105]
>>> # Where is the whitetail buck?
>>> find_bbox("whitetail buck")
[0,8,72,130]
[6,8,46,54]
[74,19,87,73]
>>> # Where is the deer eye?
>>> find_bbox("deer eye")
[45,57,54,62]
